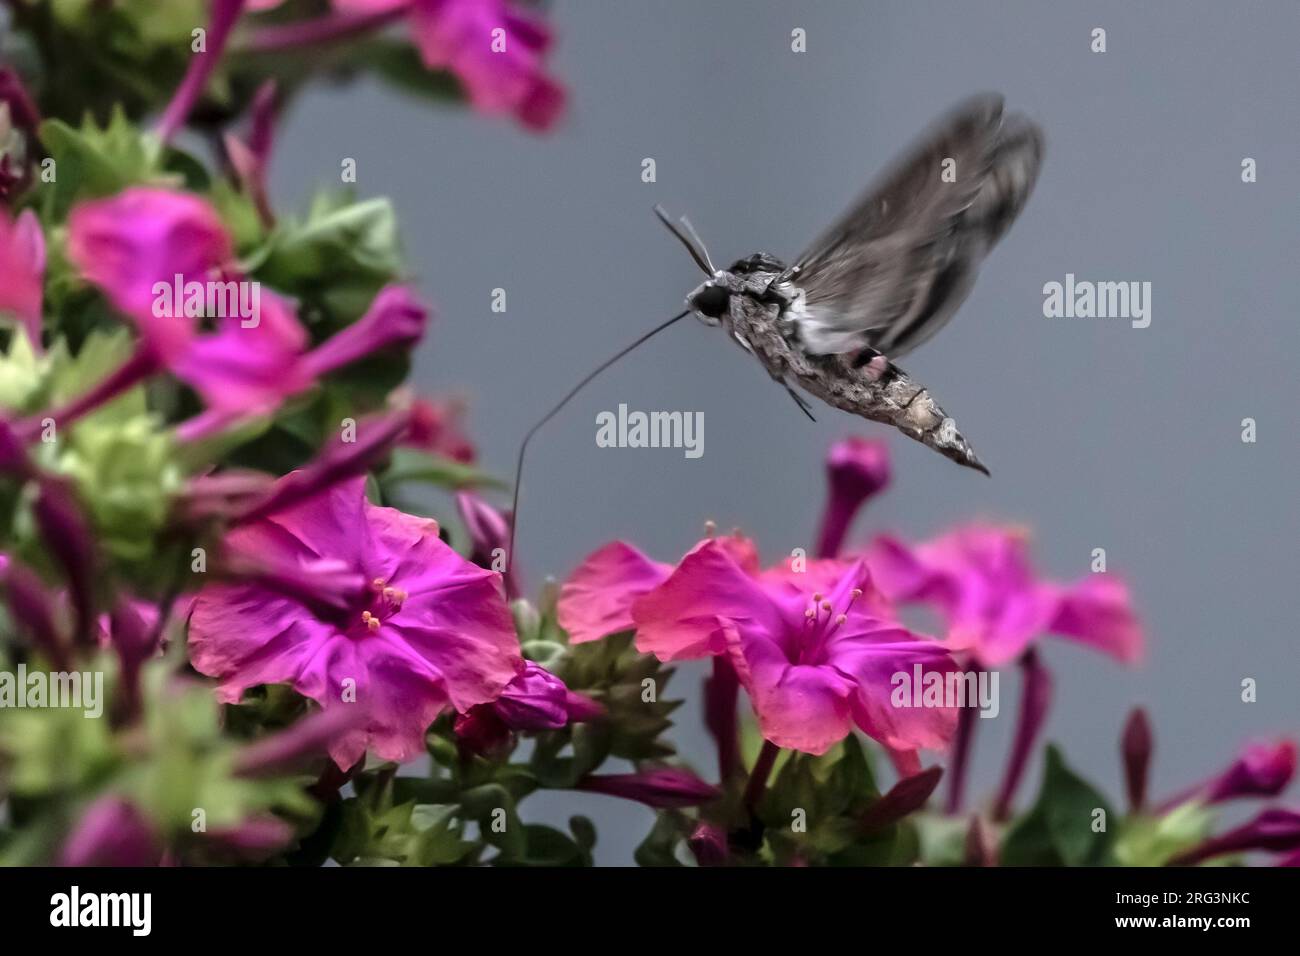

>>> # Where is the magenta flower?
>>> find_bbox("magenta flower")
[632,541,960,756]
[66,186,311,413]
[68,186,235,360]
[0,208,45,347]
[66,187,430,438]
[189,476,521,767]
[174,289,313,416]
[867,524,1144,668]
[816,436,891,559]
[334,0,566,131]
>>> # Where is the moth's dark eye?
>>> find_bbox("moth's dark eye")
[690,284,730,319]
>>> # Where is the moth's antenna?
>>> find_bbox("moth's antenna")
[508,308,693,567]
[654,204,713,276]
[676,215,716,273]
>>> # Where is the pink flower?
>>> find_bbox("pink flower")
[336,0,566,131]
[65,187,311,409]
[556,533,759,645]
[867,524,1144,668]
[173,290,313,415]
[557,541,672,644]
[0,208,45,347]
[632,541,960,756]
[66,187,429,433]
[68,187,234,361]
[189,476,521,767]
[816,437,891,559]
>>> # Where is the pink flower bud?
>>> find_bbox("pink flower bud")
[577,768,720,809]
[60,797,161,867]
[815,437,890,558]
[1122,707,1154,812]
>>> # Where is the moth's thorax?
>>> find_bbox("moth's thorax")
[685,253,805,329]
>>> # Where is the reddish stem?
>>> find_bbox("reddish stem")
[743,740,781,816]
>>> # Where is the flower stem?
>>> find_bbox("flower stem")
[944,694,979,814]
[992,650,1053,821]
[814,508,849,560]
[241,7,408,54]
[743,740,780,815]
[704,655,741,782]
[18,344,160,442]
[157,0,249,144]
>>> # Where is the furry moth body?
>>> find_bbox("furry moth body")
[674,93,1044,475]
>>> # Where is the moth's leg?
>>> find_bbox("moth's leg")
[784,384,817,422]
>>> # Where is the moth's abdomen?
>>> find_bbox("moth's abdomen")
[794,350,989,475]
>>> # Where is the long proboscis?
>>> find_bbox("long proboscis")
[508,308,692,566]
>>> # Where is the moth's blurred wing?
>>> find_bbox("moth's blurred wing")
[791,94,1043,358]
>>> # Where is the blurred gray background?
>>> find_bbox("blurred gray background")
[272,1,1299,863]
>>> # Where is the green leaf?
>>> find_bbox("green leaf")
[350,38,464,107]
[515,824,587,867]
[380,447,506,492]
[38,108,163,219]
[1113,802,1215,867]
[1001,744,1116,866]
[634,812,686,867]
[256,195,403,308]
